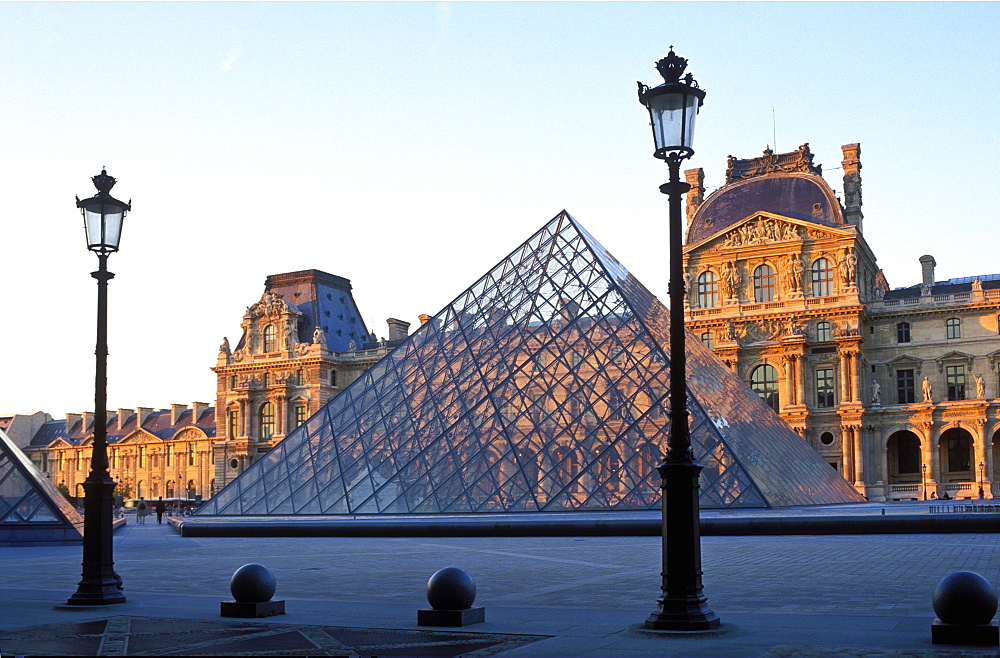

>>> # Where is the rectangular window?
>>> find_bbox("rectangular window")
[296,369,305,386]
[946,365,965,401]
[816,368,835,408]
[231,375,237,389]
[139,447,145,468]
[228,410,238,439]
[330,370,337,386]
[189,446,196,466]
[946,318,961,339]
[896,322,910,343]
[896,369,915,404]
[701,332,715,350]
[166,446,173,467]
[294,405,306,428]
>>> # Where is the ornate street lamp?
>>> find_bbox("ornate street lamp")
[979,462,985,499]
[922,463,928,501]
[67,169,130,606]
[638,49,718,631]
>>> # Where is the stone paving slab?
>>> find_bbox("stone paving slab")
[1,511,999,655]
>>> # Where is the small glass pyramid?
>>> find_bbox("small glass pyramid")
[0,429,84,543]
[199,212,862,515]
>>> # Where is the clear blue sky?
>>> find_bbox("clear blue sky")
[2,2,997,416]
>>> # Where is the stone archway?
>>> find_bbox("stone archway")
[939,427,975,498]
[887,431,921,484]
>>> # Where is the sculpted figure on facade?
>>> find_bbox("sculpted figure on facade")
[974,372,986,399]
[219,337,232,364]
[922,376,933,403]
[839,249,858,287]
[788,255,804,292]
[870,380,881,406]
[348,340,357,351]
[312,326,327,349]
[721,261,740,299]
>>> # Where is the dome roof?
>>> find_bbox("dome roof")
[687,172,843,245]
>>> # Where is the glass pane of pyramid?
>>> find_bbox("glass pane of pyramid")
[199,212,863,516]
[0,429,84,542]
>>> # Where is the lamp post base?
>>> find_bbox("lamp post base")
[67,477,125,606]
[645,602,721,631]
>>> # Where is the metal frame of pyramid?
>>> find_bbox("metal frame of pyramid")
[198,212,863,516]
[0,428,84,544]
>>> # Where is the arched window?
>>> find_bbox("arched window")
[166,480,175,498]
[697,271,719,308]
[941,428,973,473]
[753,264,776,303]
[810,258,834,297]
[700,331,714,350]
[816,321,832,342]
[750,364,779,411]
[896,322,911,343]
[259,402,275,439]
[946,317,961,339]
[262,325,276,352]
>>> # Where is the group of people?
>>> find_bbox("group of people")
[132,497,191,524]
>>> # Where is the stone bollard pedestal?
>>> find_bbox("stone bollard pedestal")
[417,567,484,627]
[931,571,998,646]
[221,563,285,618]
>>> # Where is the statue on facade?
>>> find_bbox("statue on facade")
[721,261,740,298]
[870,380,881,406]
[922,376,933,403]
[839,249,857,287]
[348,340,357,351]
[312,326,327,349]
[974,372,986,399]
[788,255,804,292]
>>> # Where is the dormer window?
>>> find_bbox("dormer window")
[262,325,276,352]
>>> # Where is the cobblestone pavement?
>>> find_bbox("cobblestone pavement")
[1,514,999,655]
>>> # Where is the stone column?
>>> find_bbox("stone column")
[850,352,861,403]
[795,356,806,407]
[839,353,850,403]
[928,425,941,496]
[852,425,864,486]
[974,420,989,498]
[841,425,854,483]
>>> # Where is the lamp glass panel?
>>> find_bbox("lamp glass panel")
[648,91,699,151]
[83,203,124,250]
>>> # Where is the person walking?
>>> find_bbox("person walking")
[155,497,165,524]
[137,498,147,525]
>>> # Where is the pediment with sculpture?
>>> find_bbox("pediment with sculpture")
[690,213,852,254]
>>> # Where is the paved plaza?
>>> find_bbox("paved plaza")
[1,504,999,655]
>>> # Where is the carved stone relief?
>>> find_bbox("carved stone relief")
[720,218,801,249]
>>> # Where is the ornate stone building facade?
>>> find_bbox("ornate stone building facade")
[22,404,216,502]
[211,269,409,492]
[683,143,999,501]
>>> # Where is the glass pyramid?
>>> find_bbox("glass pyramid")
[0,429,84,543]
[199,212,863,516]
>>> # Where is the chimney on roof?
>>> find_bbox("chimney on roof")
[191,402,210,423]
[841,143,863,232]
[685,168,704,226]
[418,314,431,326]
[386,318,410,342]
[919,255,936,295]
[136,407,154,427]
[170,404,188,426]
[81,411,94,432]
[65,413,81,435]
[117,408,133,431]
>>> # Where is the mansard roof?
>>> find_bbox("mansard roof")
[687,145,846,245]
[883,274,1000,300]
[29,406,216,449]
[256,269,370,353]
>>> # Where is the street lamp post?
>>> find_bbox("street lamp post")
[638,49,719,631]
[922,463,928,501]
[979,462,985,500]
[67,169,130,606]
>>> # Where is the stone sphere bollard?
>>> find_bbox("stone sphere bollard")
[230,564,277,603]
[427,567,476,610]
[933,571,998,625]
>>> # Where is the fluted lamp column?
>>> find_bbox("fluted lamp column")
[637,49,719,631]
[67,169,131,606]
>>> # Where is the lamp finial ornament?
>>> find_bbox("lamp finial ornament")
[91,169,116,195]
[655,48,688,84]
